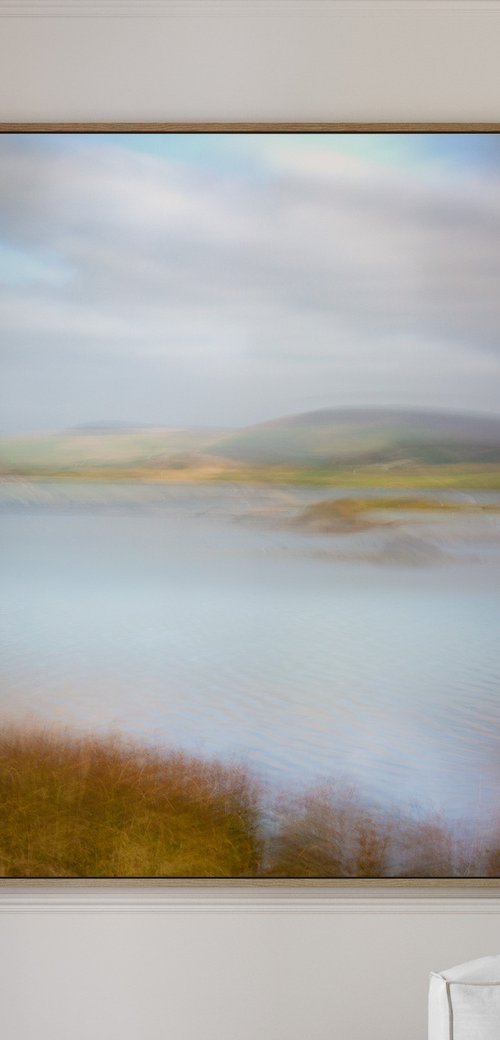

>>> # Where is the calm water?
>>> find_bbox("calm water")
[1,481,500,827]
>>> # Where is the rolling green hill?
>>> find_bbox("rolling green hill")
[210,408,500,467]
[1,409,500,485]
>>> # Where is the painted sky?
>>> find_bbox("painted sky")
[0,132,499,431]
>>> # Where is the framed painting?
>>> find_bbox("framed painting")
[0,123,499,885]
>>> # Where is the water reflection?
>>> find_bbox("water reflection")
[1,481,500,833]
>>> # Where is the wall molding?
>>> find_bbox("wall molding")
[1,1,500,17]
[2,889,500,913]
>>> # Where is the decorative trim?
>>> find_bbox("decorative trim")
[0,1,500,17]
[2,889,500,913]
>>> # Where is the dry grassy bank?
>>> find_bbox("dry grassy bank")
[0,729,261,877]
[0,727,498,878]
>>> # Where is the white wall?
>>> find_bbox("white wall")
[1,0,500,123]
[2,888,500,1040]
[1,4,500,1039]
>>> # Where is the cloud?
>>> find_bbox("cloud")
[0,133,499,429]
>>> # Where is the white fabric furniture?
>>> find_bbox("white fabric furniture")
[429,955,500,1040]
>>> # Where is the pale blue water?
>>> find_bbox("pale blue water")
[1,481,500,827]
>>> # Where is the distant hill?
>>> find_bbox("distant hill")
[66,422,156,436]
[0,426,225,471]
[209,408,500,467]
[1,409,500,476]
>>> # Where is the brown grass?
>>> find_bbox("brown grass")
[265,788,484,879]
[266,785,393,877]
[0,727,494,878]
[0,728,261,877]
[297,495,497,533]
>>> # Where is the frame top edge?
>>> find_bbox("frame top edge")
[0,122,500,134]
